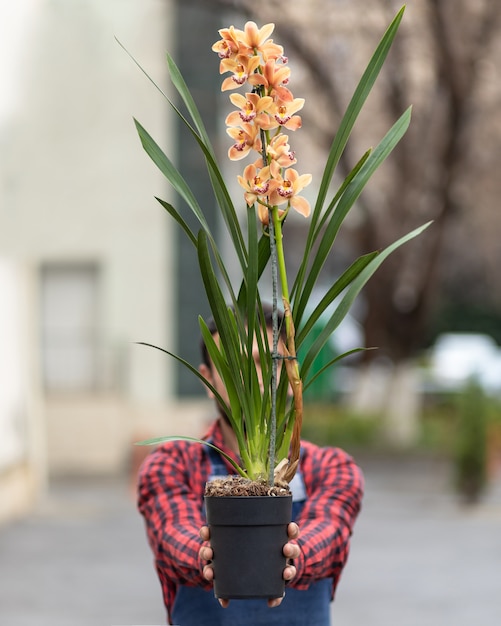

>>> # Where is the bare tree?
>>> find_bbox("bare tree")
[190,0,501,345]
[359,0,501,361]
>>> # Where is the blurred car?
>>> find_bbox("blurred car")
[425,332,501,395]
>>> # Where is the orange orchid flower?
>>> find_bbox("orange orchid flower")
[213,22,283,62]
[220,55,262,91]
[266,134,297,167]
[268,165,312,217]
[226,123,261,160]
[212,26,241,59]
[269,98,305,130]
[233,22,283,59]
[257,40,285,63]
[226,92,274,127]
[237,162,272,206]
[239,21,274,48]
[247,58,291,97]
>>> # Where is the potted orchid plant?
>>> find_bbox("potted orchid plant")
[127,5,429,599]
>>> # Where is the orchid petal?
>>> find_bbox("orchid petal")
[291,195,311,217]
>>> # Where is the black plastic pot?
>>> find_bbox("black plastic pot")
[205,494,293,600]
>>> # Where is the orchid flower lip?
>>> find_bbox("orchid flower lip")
[240,110,255,122]
[253,178,270,194]
[278,184,294,199]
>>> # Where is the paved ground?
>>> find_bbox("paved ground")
[332,455,501,625]
[1,455,500,626]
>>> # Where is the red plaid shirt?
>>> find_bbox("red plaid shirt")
[137,418,364,624]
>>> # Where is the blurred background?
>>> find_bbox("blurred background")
[1,0,501,623]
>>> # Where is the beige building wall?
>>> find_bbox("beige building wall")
[0,0,211,520]
[0,261,45,522]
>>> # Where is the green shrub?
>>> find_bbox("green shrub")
[453,381,488,503]
[301,404,381,452]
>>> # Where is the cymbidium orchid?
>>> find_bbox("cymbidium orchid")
[212,26,240,59]
[131,7,430,486]
[227,93,274,126]
[237,162,272,206]
[217,23,315,482]
[267,134,297,166]
[270,98,304,129]
[212,23,283,65]
[226,122,261,160]
[247,58,291,94]
[236,21,275,52]
[220,55,262,91]
[269,166,312,218]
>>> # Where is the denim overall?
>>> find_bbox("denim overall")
[171,448,332,626]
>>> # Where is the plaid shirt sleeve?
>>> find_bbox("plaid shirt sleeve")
[137,434,213,619]
[136,420,237,621]
[291,441,364,594]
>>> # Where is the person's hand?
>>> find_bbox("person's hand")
[199,522,300,608]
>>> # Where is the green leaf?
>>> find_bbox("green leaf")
[245,203,259,360]
[296,251,379,347]
[135,120,239,300]
[198,320,247,452]
[162,53,248,271]
[165,52,215,155]
[295,107,412,328]
[122,40,247,272]
[294,5,406,328]
[292,149,371,323]
[311,6,405,221]
[302,347,373,391]
[136,122,236,314]
[199,315,258,476]
[135,341,228,411]
[300,220,432,379]
[196,232,252,415]
[116,40,215,161]
[310,149,372,253]
[155,197,197,247]
[237,234,270,306]
[134,119,211,234]
[135,434,247,478]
